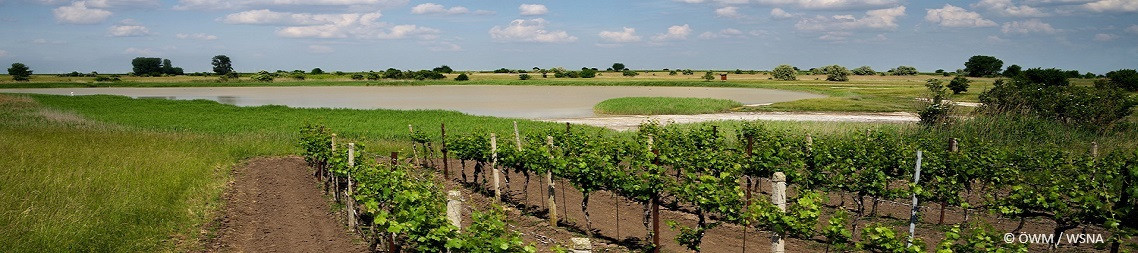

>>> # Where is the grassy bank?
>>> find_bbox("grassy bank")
[594,97,743,115]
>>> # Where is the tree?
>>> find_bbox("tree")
[919,79,953,126]
[1019,68,1069,87]
[433,65,453,73]
[455,73,470,81]
[772,64,797,80]
[518,73,531,80]
[1003,64,1021,77]
[963,55,1003,77]
[162,59,175,75]
[701,71,715,81]
[948,75,970,94]
[131,57,163,76]
[611,63,626,72]
[212,55,233,75]
[7,63,32,81]
[852,66,876,75]
[311,68,324,75]
[890,65,918,76]
[1105,69,1138,91]
[821,65,851,81]
[580,68,598,78]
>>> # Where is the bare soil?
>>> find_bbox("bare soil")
[205,156,367,253]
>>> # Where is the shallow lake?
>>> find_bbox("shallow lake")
[3,85,824,119]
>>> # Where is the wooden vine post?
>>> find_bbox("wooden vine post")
[331,133,338,201]
[441,123,449,179]
[940,138,958,225]
[546,135,558,227]
[387,151,398,253]
[648,134,661,253]
[513,121,526,205]
[347,143,357,230]
[409,125,421,167]
[771,172,787,253]
[491,133,501,202]
[907,151,923,248]
[744,135,754,253]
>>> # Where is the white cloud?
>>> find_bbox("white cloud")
[174,0,408,11]
[1001,19,1057,34]
[377,24,440,39]
[770,8,795,19]
[31,39,66,44]
[489,18,577,43]
[308,45,334,53]
[1093,33,1117,41]
[698,28,745,39]
[108,25,152,36]
[124,47,156,55]
[652,24,692,41]
[53,2,112,24]
[753,0,900,10]
[1127,25,1138,34]
[1082,0,1138,12]
[175,33,218,40]
[83,0,159,8]
[925,4,997,28]
[277,25,348,38]
[818,31,851,41]
[986,35,1009,42]
[598,27,641,43]
[0,50,8,58]
[973,0,1048,17]
[716,6,742,18]
[222,10,435,40]
[411,3,470,15]
[795,6,906,31]
[221,9,379,26]
[519,4,548,15]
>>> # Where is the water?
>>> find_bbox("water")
[3,85,824,119]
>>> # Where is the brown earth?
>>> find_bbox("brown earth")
[204,156,367,253]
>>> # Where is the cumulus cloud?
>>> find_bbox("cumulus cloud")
[1127,25,1138,34]
[53,1,113,24]
[83,0,160,8]
[753,0,900,10]
[308,45,334,53]
[489,18,576,43]
[973,0,1048,17]
[698,28,745,39]
[108,25,152,36]
[1093,33,1117,41]
[411,3,470,15]
[221,9,438,40]
[770,8,795,19]
[652,24,692,41]
[795,6,906,31]
[1001,19,1057,34]
[377,25,440,39]
[175,33,218,40]
[519,4,548,15]
[716,6,742,18]
[174,0,409,11]
[925,4,997,28]
[1082,0,1138,12]
[598,27,641,43]
[221,9,379,26]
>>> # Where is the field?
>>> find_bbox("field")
[1,71,1136,252]
[594,97,744,115]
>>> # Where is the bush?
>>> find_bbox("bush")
[681,69,695,75]
[7,63,32,81]
[383,68,403,79]
[250,71,274,82]
[493,68,511,73]
[772,64,796,81]
[432,65,453,74]
[821,65,851,81]
[518,73,531,80]
[622,69,639,77]
[310,68,324,75]
[1019,68,1069,87]
[919,79,954,126]
[980,78,1135,129]
[350,74,365,80]
[852,66,876,75]
[580,68,598,78]
[702,71,715,81]
[948,75,969,94]
[1105,69,1138,91]
[455,73,469,81]
[669,70,678,75]
[890,66,918,76]
[1003,65,1022,77]
[611,63,626,72]
[290,73,306,80]
[93,76,121,82]
[366,72,380,80]
[964,55,1003,77]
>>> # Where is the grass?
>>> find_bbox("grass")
[594,97,743,115]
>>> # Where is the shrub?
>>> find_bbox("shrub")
[682,69,695,75]
[493,68,511,73]
[919,79,954,126]
[622,69,639,77]
[702,71,715,81]
[7,63,32,81]
[948,75,969,94]
[455,73,469,81]
[310,68,324,75]
[1105,69,1138,91]
[821,65,851,81]
[980,78,1135,129]
[350,74,365,80]
[383,68,403,79]
[518,73,531,80]
[250,71,274,82]
[890,66,918,75]
[852,66,876,75]
[1003,64,1021,77]
[366,72,380,80]
[580,68,598,78]
[772,64,796,81]
[669,70,678,75]
[290,73,306,80]
[1019,68,1069,87]
[432,65,453,73]
[611,63,626,72]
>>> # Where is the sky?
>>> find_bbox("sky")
[0,0,1136,74]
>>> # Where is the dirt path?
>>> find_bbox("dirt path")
[545,112,919,131]
[207,156,366,253]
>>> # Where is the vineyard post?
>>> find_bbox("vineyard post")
[330,133,336,196]
[390,152,398,166]
[772,172,787,253]
[447,190,463,231]
[1091,141,1098,158]
[546,135,558,227]
[348,143,357,230]
[649,135,660,253]
[442,123,449,179]
[513,121,526,206]
[745,135,754,253]
[409,125,421,167]
[940,138,958,225]
[491,133,501,202]
[387,151,398,253]
[332,134,339,202]
[907,151,923,247]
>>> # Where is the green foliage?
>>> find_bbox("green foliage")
[747,191,824,239]
[310,68,324,75]
[212,55,233,75]
[853,66,876,75]
[7,62,32,81]
[131,57,163,76]
[433,65,454,74]
[611,63,626,72]
[947,75,969,94]
[964,55,1003,77]
[890,66,918,76]
[858,223,924,253]
[979,76,1135,129]
[1018,68,1070,86]
[822,65,852,82]
[450,208,537,253]
[701,71,714,81]
[824,210,853,251]
[1003,64,1021,77]
[1105,69,1138,91]
[595,97,742,115]
[681,69,695,75]
[772,64,797,81]
[622,69,639,77]
[250,70,274,82]
[919,79,954,126]
[493,68,512,73]
[350,74,365,80]
[518,73,531,80]
[937,223,1028,253]
[455,73,470,81]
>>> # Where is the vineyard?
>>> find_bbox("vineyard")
[300,121,1138,252]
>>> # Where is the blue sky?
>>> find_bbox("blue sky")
[1,0,1136,74]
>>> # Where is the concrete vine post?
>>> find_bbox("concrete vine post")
[771,172,787,253]
[447,190,463,231]
[908,151,923,248]
[331,133,338,202]
[491,133,501,202]
[546,135,558,227]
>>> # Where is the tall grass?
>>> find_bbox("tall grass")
[594,97,743,115]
